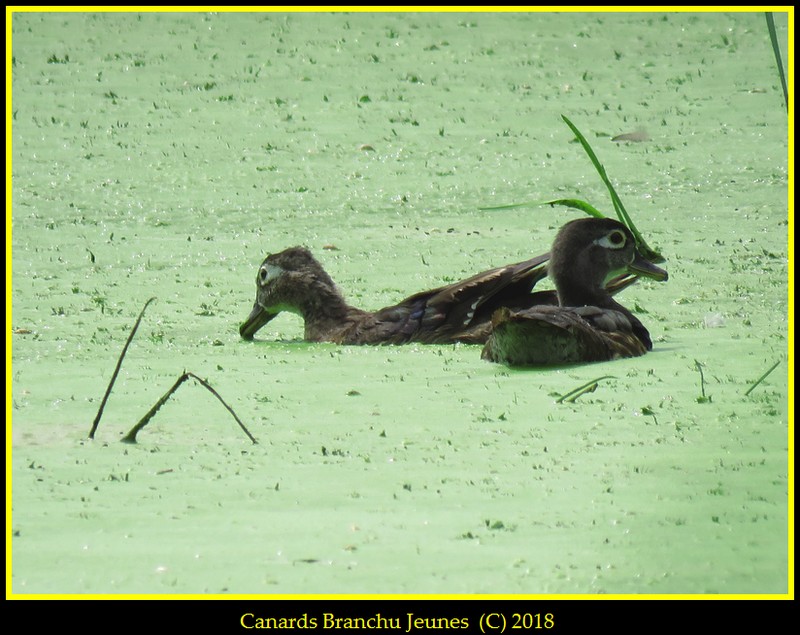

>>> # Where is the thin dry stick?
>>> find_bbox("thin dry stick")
[121,372,258,444]
[88,297,156,439]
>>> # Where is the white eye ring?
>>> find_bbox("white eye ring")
[258,263,284,285]
[596,230,627,249]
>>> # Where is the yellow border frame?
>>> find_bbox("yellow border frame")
[5,5,794,602]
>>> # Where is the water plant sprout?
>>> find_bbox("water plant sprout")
[482,115,665,264]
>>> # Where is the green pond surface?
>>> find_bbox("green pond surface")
[9,10,790,596]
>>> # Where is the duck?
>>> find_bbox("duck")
[239,247,552,345]
[239,220,645,346]
[481,217,668,365]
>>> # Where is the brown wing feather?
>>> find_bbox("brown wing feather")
[368,253,551,344]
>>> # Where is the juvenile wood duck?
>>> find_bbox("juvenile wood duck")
[481,217,668,365]
[239,223,642,346]
[239,247,553,345]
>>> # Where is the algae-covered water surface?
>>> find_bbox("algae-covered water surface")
[9,10,790,596]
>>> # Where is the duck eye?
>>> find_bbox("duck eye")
[258,262,284,285]
[595,230,628,250]
[608,230,626,247]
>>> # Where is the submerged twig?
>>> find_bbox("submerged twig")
[121,371,258,444]
[88,297,156,439]
[556,376,616,404]
[744,360,781,396]
[90,297,256,445]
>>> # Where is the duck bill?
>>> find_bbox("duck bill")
[239,302,277,340]
[605,273,639,296]
[629,250,669,282]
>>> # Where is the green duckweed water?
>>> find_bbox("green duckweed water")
[10,10,789,596]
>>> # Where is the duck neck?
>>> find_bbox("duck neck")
[557,285,611,309]
[555,264,616,309]
[297,280,369,342]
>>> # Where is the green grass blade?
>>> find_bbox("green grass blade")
[744,360,781,396]
[480,197,608,218]
[556,375,616,404]
[541,199,607,218]
[765,13,788,111]
[560,115,637,232]
[561,115,664,263]
[478,200,549,211]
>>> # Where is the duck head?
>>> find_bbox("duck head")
[549,217,667,307]
[239,247,341,340]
